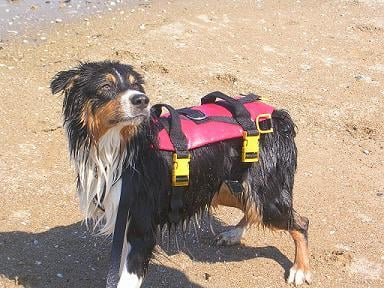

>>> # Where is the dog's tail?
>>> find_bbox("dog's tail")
[261,109,297,186]
[250,109,297,228]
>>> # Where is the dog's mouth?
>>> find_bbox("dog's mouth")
[110,110,150,125]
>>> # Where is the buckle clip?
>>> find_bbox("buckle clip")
[241,131,260,162]
[172,153,191,186]
[256,113,273,134]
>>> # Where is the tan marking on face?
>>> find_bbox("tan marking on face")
[82,100,120,143]
[128,74,136,85]
[106,73,117,84]
[81,97,142,145]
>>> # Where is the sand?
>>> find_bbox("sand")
[0,0,383,287]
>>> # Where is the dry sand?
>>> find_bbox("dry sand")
[0,0,383,287]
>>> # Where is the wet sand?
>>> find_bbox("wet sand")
[0,0,144,41]
[0,0,384,287]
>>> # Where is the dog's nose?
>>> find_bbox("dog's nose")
[130,93,149,109]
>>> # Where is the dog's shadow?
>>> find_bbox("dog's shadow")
[151,215,292,283]
[0,217,292,288]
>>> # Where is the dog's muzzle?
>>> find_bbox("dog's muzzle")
[130,93,149,110]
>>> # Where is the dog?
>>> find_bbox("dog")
[51,61,311,287]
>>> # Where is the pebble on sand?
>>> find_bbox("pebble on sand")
[204,272,211,281]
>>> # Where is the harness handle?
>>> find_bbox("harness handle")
[151,104,188,156]
[201,91,258,134]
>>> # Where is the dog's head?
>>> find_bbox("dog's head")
[51,61,149,153]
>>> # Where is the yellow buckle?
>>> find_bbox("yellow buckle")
[172,153,191,186]
[241,131,260,162]
[256,114,273,134]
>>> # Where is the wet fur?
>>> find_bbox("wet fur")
[51,61,310,286]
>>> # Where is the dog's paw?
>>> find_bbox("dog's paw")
[287,266,312,286]
[215,227,244,246]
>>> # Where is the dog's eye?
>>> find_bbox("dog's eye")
[101,84,112,90]
[131,82,142,90]
[131,83,138,89]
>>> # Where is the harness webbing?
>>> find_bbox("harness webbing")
[201,91,260,135]
[151,103,190,224]
[106,170,130,288]
[151,104,189,157]
[157,93,264,134]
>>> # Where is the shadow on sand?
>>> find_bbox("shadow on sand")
[0,216,292,287]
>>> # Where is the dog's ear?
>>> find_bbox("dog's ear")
[50,69,79,95]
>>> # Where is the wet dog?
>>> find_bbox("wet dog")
[51,61,311,287]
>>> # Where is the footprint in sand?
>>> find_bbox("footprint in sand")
[349,257,383,280]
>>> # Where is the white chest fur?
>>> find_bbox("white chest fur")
[73,126,126,235]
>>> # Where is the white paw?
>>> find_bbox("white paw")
[215,227,244,246]
[287,267,312,286]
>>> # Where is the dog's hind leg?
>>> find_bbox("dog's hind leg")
[264,206,311,286]
[287,211,311,286]
[256,109,310,284]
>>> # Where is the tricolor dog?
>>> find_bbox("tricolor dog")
[51,61,311,287]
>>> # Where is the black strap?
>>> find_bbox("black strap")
[151,104,188,225]
[157,115,239,133]
[238,93,261,103]
[202,116,238,125]
[201,91,258,135]
[154,93,265,135]
[178,108,206,121]
[224,180,244,195]
[151,104,189,157]
[177,93,260,122]
[106,171,130,288]
[168,186,185,224]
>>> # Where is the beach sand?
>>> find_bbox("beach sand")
[0,0,383,287]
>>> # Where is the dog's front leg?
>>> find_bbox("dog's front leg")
[118,215,156,288]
